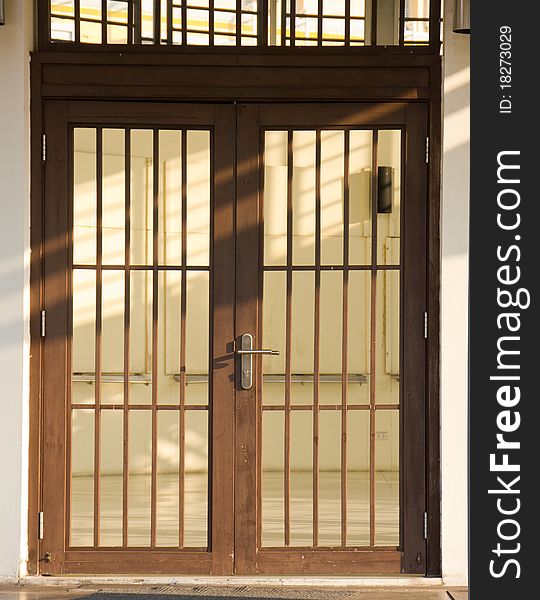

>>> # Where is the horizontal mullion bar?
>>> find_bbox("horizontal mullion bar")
[262,404,400,411]
[262,265,401,271]
[73,264,210,271]
[70,404,209,410]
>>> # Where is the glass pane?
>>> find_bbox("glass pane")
[80,19,102,43]
[377,0,400,45]
[375,409,399,546]
[131,130,154,266]
[51,0,75,16]
[158,271,181,405]
[292,131,316,266]
[100,410,123,546]
[158,130,182,266]
[349,130,372,265]
[261,411,284,547]
[376,270,400,405]
[347,271,371,405]
[80,0,102,21]
[72,269,96,405]
[128,410,152,545]
[51,17,75,41]
[291,271,314,405]
[156,410,180,546]
[73,128,97,266]
[377,130,401,265]
[262,271,286,406]
[70,409,94,546]
[290,410,313,546]
[318,410,341,546]
[404,0,430,45]
[347,410,370,545]
[186,131,211,266]
[101,270,124,407]
[184,410,209,546]
[186,271,209,392]
[319,271,343,405]
[130,270,153,404]
[321,131,345,265]
[264,131,288,266]
[102,129,126,265]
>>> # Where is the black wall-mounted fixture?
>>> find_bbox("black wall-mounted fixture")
[0,0,5,26]
[377,167,393,214]
[453,0,470,34]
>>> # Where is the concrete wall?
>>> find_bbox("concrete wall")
[0,0,34,581]
[441,0,470,588]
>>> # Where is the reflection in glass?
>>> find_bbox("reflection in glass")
[377,129,401,265]
[184,410,209,547]
[128,410,152,546]
[318,410,341,546]
[70,409,95,546]
[101,270,125,405]
[156,410,180,546]
[264,131,288,266]
[319,271,343,405]
[186,131,211,267]
[159,130,182,266]
[292,131,316,266]
[158,271,181,406]
[186,271,209,394]
[100,410,123,546]
[289,411,313,546]
[347,410,370,545]
[73,128,97,265]
[102,129,126,265]
[130,270,153,405]
[72,269,96,406]
[321,131,345,265]
[376,270,400,405]
[349,129,373,265]
[130,130,154,266]
[262,271,287,406]
[261,411,285,547]
[375,410,399,546]
[291,271,314,404]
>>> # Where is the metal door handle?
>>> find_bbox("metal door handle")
[237,334,279,390]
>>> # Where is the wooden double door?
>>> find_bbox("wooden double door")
[40,100,429,575]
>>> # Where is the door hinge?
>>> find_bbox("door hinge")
[38,511,44,540]
[423,511,428,540]
[40,310,46,338]
[424,311,428,339]
[425,137,430,164]
[42,134,47,163]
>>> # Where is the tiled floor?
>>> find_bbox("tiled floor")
[71,471,399,548]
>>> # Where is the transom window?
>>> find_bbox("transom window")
[47,0,435,47]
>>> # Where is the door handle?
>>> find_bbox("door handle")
[237,333,279,390]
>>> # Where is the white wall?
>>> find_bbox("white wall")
[0,0,34,581]
[441,0,470,587]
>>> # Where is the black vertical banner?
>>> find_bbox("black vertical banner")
[470,1,540,597]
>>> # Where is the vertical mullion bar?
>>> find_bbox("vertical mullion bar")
[369,130,379,547]
[134,0,142,44]
[290,0,295,46]
[150,129,159,547]
[260,0,269,46]
[167,0,173,44]
[284,131,294,547]
[317,0,323,46]
[281,0,287,46]
[101,0,107,43]
[209,0,215,45]
[74,0,81,43]
[127,0,134,44]
[93,128,103,548]
[344,0,351,46]
[182,0,187,45]
[122,129,131,547]
[371,0,378,45]
[179,130,188,547]
[312,130,321,547]
[341,131,350,547]
[154,0,161,44]
[236,0,242,45]
[399,0,406,45]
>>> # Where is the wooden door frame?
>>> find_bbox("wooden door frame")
[29,53,442,577]
[38,100,236,575]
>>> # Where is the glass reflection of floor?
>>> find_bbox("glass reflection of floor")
[70,471,398,548]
